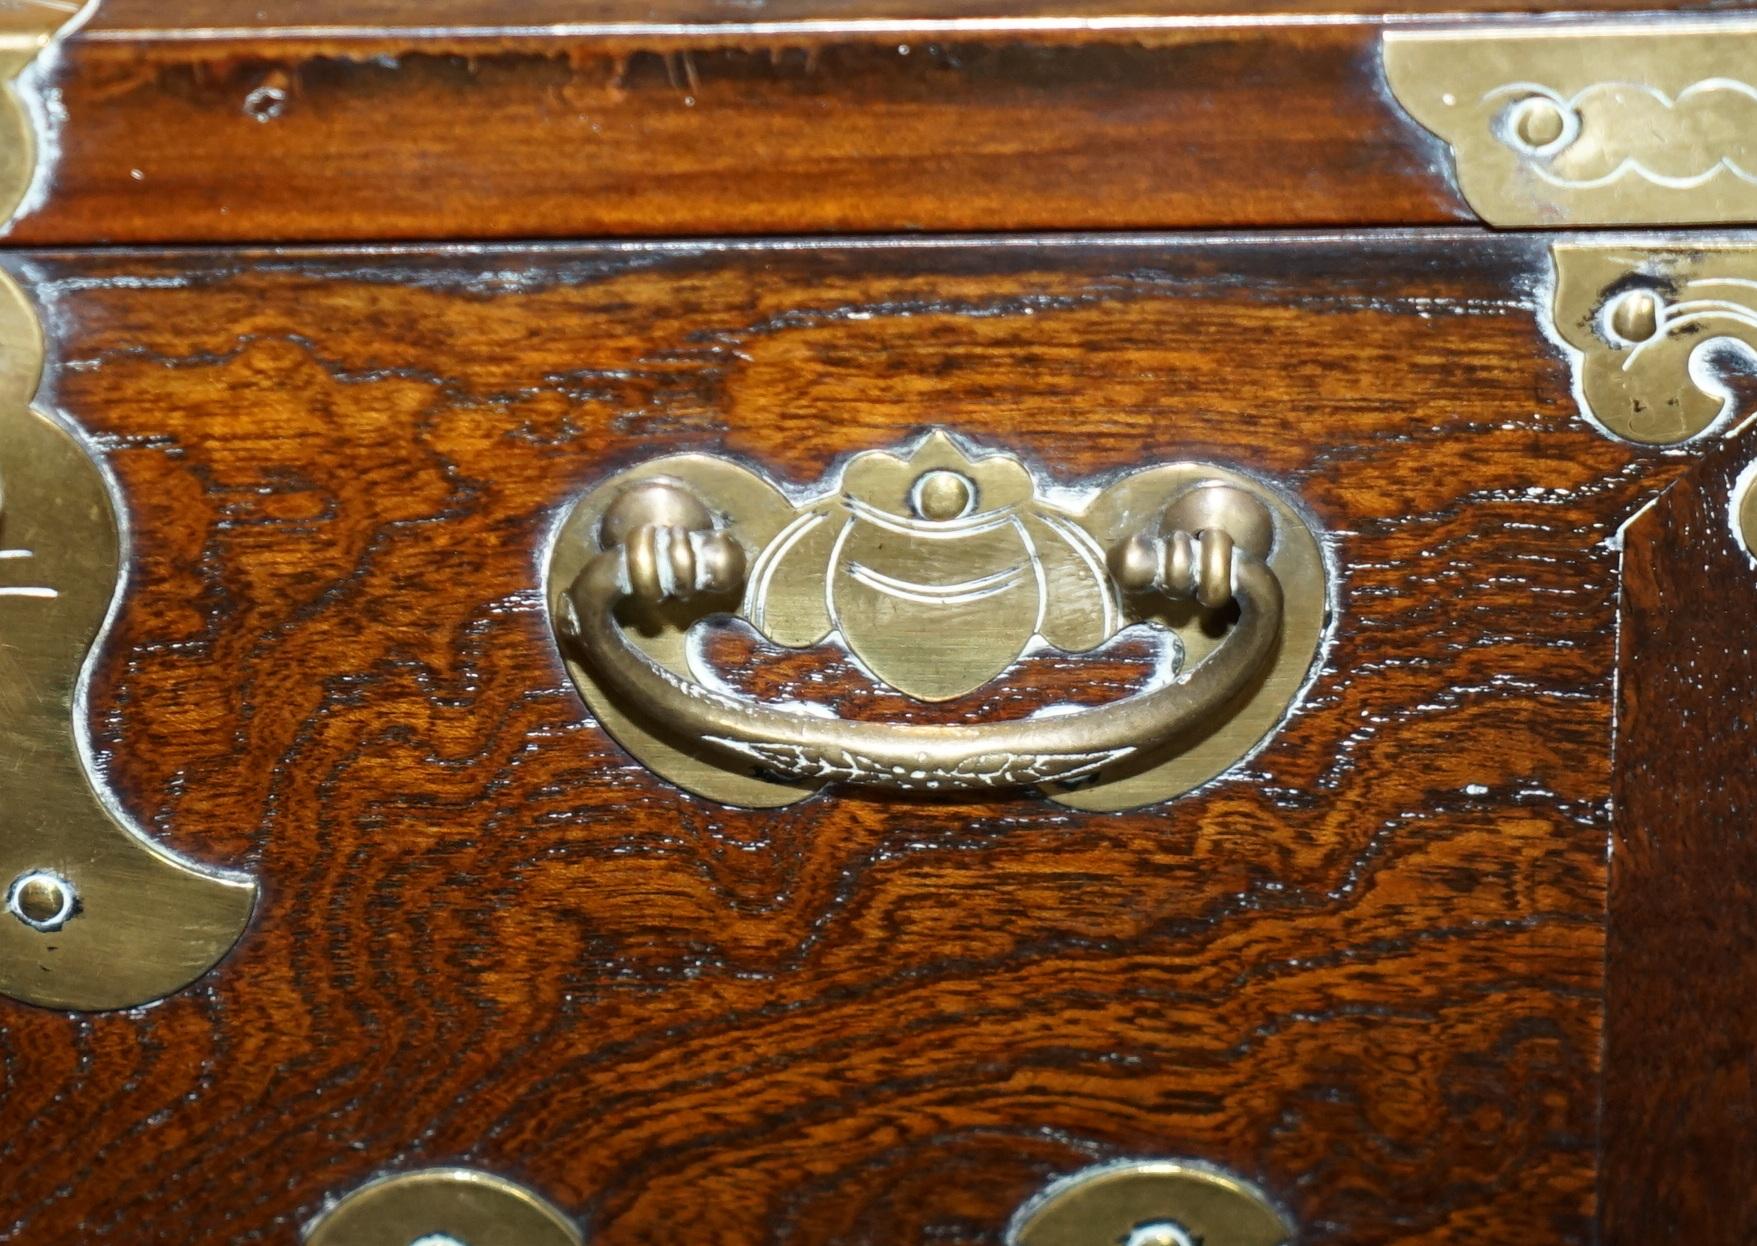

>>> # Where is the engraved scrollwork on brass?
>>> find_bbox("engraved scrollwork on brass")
[547,432,1328,812]
[1549,242,1757,446]
[1385,20,1757,227]
[0,269,255,1010]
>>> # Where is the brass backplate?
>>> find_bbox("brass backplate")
[305,1168,582,1246]
[1549,241,1757,446]
[0,268,254,1010]
[1009,1159,1294,1246]
[547,432,1327,812]
[1385,19,1757,227]
[0,1,88,224]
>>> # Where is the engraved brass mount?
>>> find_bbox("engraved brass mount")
[548,433,1327,811]
[1386,19,1757,228]
[0,1,89,224]
[1549,242,1757,445]
[0,269,253,1010]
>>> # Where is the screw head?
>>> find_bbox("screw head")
[9,871,74,930]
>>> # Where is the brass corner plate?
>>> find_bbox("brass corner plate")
[305,1169,582,1246]
[547,432,1327,813]
[0,268,255,1011]
[0,1,88,224]
[1549,242,1757,446]
[1385,19,1757,227]
[1009,1159,1293,1246]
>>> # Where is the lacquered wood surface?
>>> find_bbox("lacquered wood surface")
[5,22,1463,244]
[1603,421,1757,1244]
[19,4,1740,245]
[0,236,1696,1242]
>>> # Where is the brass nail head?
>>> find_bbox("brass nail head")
[911,468,976,521]
[1511,96,1568,149]
[9,870,72,929]
[1607,288,1663,345]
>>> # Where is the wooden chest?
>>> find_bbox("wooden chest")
[1,2,1754,1243]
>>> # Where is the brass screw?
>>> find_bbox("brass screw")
[1608,289,1663,345]
[1511,96,1568,149]
[10,871,72,929]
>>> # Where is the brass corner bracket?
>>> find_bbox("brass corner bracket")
[0,269,254,1011]
[1549,242,1757,446]
[0,2,89,224]
[547,432,1328,813]
[1386,19,1757,228]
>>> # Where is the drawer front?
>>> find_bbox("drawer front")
[0,235,1711,1242]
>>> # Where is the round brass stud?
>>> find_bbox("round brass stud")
[304,1168,581,1246]
[1607,288,1663,345]
[1508,95,1569,150]
[1009,1159,1293,1246]
[8,870,74,930]
[911,468,976,521]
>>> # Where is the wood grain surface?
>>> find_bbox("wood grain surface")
[8,20,1475,245]
[0,235,1700,1243]
[1602,420,1757,1245]
[24,5,1741,246]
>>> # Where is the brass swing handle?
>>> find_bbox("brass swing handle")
[562,482,1285,791]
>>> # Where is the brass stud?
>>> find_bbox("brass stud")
[1607,288,1664,345]
[9,871,73,930]
[1510,95,1568,150]
[911,468,976,521]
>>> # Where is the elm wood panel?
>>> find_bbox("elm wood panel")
[5,25,1464,245]
[81,0,1740,28]
[0,236,1685,1244]
[1602,423,1757,1245]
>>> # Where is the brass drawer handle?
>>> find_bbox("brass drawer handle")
[548,433,1327,810]
[562,478,1283,794]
